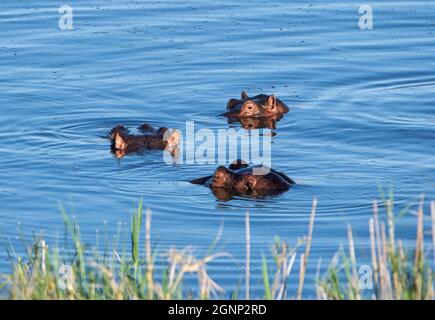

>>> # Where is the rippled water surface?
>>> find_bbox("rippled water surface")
[0,1,434,297]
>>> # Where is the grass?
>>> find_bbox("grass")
[0,196,434,300]
[317,197,435,300]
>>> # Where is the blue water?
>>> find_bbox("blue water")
[0,1,434,298]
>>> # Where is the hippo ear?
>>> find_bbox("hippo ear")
[267,95,276,108]
[241,91,249,99]
[109,125,127,139]
[113,132,127,150]
[138,123,155,133]
[227,98,239,110]
[156,127,168,137]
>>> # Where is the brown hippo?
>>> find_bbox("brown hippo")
[222,91,289,120]
[109,123,180,159]
[191,160,295,200]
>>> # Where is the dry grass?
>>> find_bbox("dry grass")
[1,196,434,300]
[318,197,435,300]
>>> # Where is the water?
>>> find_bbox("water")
[0,1,434,297]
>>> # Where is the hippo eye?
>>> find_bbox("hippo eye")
[245,103,254,110]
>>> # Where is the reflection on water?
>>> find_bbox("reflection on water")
[0,0,434,296]
[226,116,279,130]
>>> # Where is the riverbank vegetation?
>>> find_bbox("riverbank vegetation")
[1,196,434,300]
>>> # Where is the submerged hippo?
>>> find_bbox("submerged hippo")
[109,123,180,159]
[191,160,295,200]
[222,91,289,120]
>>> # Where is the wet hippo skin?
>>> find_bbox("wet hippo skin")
[191,160,295,200]
[222,91,289,119]
[109,123,179,159]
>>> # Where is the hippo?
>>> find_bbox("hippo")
[109,123,180,159]
[222,91,289,120]
[191,160,295,200]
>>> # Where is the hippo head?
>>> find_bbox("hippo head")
[210,166,235,188]
[223,91,289,118]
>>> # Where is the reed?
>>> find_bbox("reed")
[318,195,435,300]
[245,211,250,300]
[297,198,317,299]
[1,201,228,300]
[1,196,434,300]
